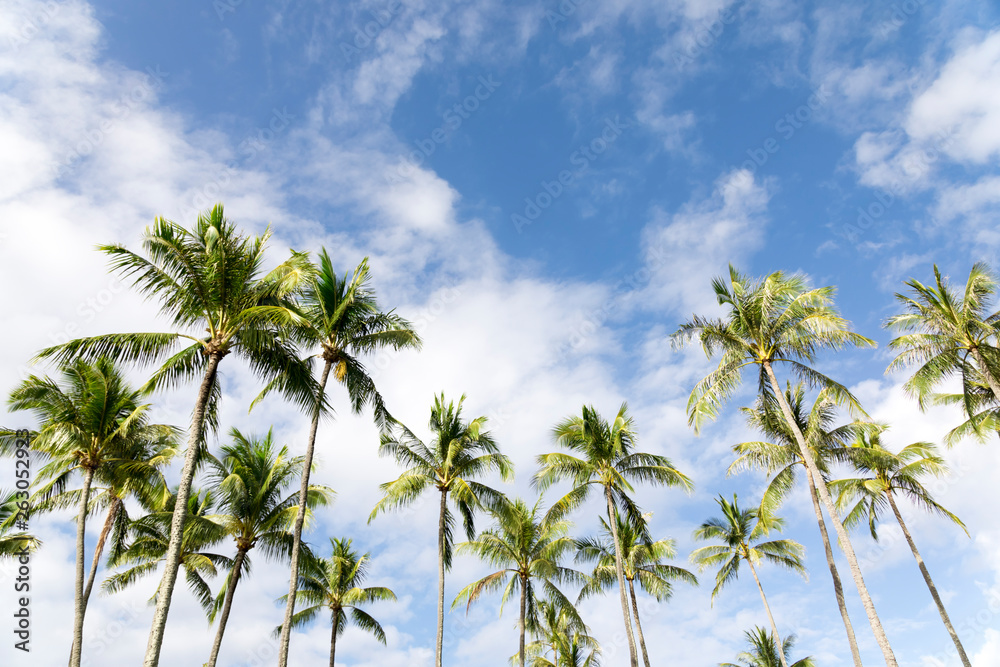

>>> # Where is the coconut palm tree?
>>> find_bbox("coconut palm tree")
[576,512,697,667]
[103,488,231,616]
[691,494,806,667]
[521,597,597,667]
[33,204,316,667]
[731,383,865,667]
[204,428,333,667]
[6,358,177,667]
[534,403,693,667]
[275,537,396,667]
[453,496,582,667]
[831,430,971,667]
[720,627,815,667]
[370,393,513,667]
[266,252,420,667]
[0,489,41,557]
[671,265,899,666]
[886,263,1000,441]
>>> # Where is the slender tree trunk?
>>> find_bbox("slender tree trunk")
[69,497,122,665]
[604,485,638,667]
[803,466,863,667]
[762,361,899,667]
[627,578,651,667]
[518,573,527,667]
[206,547,247,667]
[886,491,971,667]
[278,359,332,667]
[746,557,789,667]
[329,607,340,667]
[144,352,222,667]
[437,488,447,667]
[69,466,96,667]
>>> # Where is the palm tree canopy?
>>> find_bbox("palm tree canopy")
[671,265,875,432]
[0,489,41,557]
[691,494,806,601]
[370,393,513,567]
[720,627,815,667]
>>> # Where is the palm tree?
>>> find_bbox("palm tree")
[534,403,693,667]
[204,428,333,667]
[831,430,972,667]
[731,383,865,667]
[671,265,899,666]
[453,496,581,667]
[103,488,232,616]
[370,393,513,667]
[691,494,806,667]
[277,537,396,667]
[6,358,177,667]
[720,627,815,667]
[267,252,420,667]
[576,512,697,667]
[521,597,598,667]
[33,204,316,667]
[0,490,41,557]
[886,263,1000,441]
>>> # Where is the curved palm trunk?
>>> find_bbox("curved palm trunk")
[886,491,971,667]
[762,361,898,667]
[206,547,247,667]
[278,359,332,667]
[329,606,340,667]
[145,352,222,667]
[604,485,638,667]
[69,497,123,665]
[627,578,651,667]
[437,488,447,667]
[69,466,96,667]
[803,467,863,667]
[518,573,527,667]
[746,557,789,667]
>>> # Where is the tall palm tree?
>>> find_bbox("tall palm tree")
[103,488,232,616]
[831,430,972,667]
[370,393,513,667]
[521,597,597,667]
[886,263,1000,441]
[453,496,581,667]
[720,627,815,667]
[33,204,315,667]
[690,494,806,667]
[731,383,865,667]
[0,489,41,557]
[267,252,420,667]
[276,537,396,667]
[534,403,693,667]
[6,358,177,667]
[671,265,899,667]
[576,512,697,667]
[204,428,333,667]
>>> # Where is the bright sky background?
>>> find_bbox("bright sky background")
[2,0,1000,665]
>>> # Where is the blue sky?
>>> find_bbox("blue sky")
[2,0,1000,665]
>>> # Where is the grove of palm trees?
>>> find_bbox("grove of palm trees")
[2,205,997,666]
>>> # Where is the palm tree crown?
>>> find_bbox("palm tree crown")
[720,627,815,667]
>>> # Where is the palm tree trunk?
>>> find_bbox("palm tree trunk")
[604,485,639,667]
[69,497,122,665]
[145,352,222,667]
[437,488,447,667]
[519,573,527,667]
[69,466,96,667]
[746,557,789,667]
[762,361,899,667]
[627,578,651,667]
[329,607,340,667]
[886,491,971,667]
[206,547,247,667]
[278,358,332,667]
[803,466,863,667]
